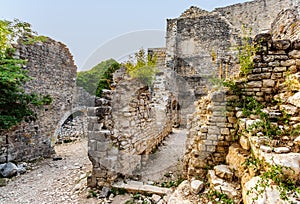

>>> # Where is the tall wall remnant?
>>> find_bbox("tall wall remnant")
[165,0,300,102]
[183,8,300,179]
[87,66,181,187]
[0,38,91,163]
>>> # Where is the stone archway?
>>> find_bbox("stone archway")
[52,106,88,146]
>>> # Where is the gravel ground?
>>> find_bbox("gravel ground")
[0,139,99,204]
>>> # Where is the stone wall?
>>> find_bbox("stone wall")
[88,69,177,187]
[214,0,300,35]
[183,16,300,179]
[165,11,237,94]
[0,38,79,163]
[165,0,300,104]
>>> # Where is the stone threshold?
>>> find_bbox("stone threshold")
[112,180,172,195]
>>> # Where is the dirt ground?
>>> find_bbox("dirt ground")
[0,139,100,204]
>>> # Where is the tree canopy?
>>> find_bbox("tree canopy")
[0,19,50,131]
[76,59,120,96]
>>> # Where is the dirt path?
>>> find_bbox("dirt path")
[0,139,97,204]
[140,129,187,182]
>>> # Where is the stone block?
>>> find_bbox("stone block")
[251,68,261,73]
[221,128,230,135]
[261,88,273,94]
[262,79,275,87]
[226,143,248,178]
[206,145,216,152]
[289,50,300,59]
[260,145,272,153]
[210,91,225,102]
[268,61,280,67]
[271,73,282,79]
[190,179,204,194]
[214,165,233,181]
[246,81,262,88]
[281,59,296,66]
[239,135,250,150]
[273,66,287,72]
[263,55,274,62]
[289,65,298,73]
[292,39,300,50]
[274,147,290,153]
[207,134,218,141]
[261,67,272,72]
[208,126,220,135]
[272,40,291,50]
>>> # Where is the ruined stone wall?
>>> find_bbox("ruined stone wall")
[88,70,177,187]
[148,48,166,67]
[184,29,300,179]
[0,38,77,163]
[165,0,300,106]
[166,12,236,78]
[214,0,300,35]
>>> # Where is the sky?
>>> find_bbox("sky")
[0,0,250,70]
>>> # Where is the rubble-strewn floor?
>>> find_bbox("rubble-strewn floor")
[0,139,99,204]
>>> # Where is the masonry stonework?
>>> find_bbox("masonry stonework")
[0,38,86,163]
[87,69,178,187]
[183,10,300,179]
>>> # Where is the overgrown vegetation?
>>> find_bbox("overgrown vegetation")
[76,59,120,96]
[244,156,300,201]
[214,23,300,202]
[95,61,120,97]
[123,49,158,86]
[205,189,234,204]
[159,176,185,188]
[0,19,51,131]
[237,25,257,77]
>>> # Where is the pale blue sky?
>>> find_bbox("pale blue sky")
[0,0,250,70]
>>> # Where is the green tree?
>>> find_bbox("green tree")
[96,61,120,97]
[76,59,119,95]
[124,49,158,86]
[0,19,50,131]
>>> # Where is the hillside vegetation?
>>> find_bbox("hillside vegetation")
[76,59,120,96]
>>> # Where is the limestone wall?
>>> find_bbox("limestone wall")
[88,70,177,187]
[184,30,300,179]
[0,38,78,163]
[214,0,300,35]
[165,0,300,104]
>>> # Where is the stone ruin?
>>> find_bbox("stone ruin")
[0,0,300,202]
[0,38,94,163]
[87,0,300,203]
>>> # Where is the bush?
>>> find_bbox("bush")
[124,49,158,86]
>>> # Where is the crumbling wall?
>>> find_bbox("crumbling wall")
[0,38,77,163]
[214,0,300,35]
[184,21,300,180]
[166,12,237,97]
[88,69,177,187]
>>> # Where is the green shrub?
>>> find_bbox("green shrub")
[124,49,158,86]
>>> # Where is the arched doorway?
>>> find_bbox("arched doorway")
[52,106,88,146]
